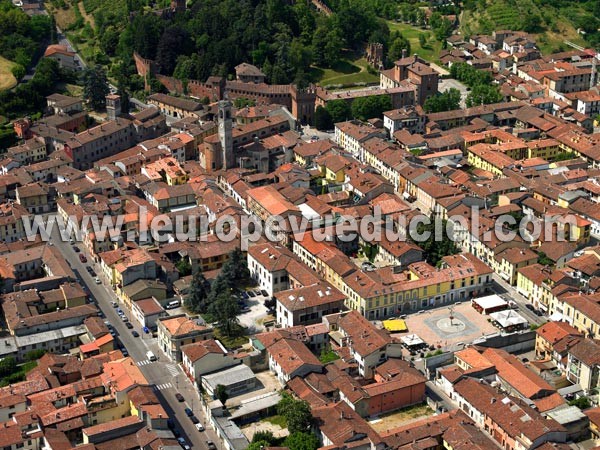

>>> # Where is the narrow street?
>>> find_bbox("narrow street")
[49,217,218,450]
[491,274,546,326]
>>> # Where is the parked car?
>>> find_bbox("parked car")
[116,308,123,315]
[86,266,93,273]
[241,292,249,300]
[121,316,129,322]
[247,291,256,298]
[89,269,97,277]
[195,423,205,431]
[79,254,87,263]
[190,415,199,424]
[121,348,129,357]
[131,330,139,337]
[175,393,184,402]
[260,290,268,297]
[525,303,535,312]
[72,246,80,252]
[94,277,101,284]
[111,301,118,308]
[206,440,217,450]
[125,322,133,329]
[184,407,193,417]
[177,437,191,450]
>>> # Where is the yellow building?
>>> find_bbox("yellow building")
[467,144,515,177]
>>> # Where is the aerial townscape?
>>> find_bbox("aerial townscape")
[2,0,600,449]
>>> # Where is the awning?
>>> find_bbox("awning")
[401,334,425,347]
[383,319,407,332]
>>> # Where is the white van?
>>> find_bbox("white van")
[146,351,157,362]
[166,300,180,310]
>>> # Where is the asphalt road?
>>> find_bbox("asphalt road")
[49,219,217,449]
[491,274,546,326]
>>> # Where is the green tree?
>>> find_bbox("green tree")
[215,384,229,404]
[277,392,312,434]
[314,106,333,131]
[176,258,192,277]
[185,269,209,313]
[247,441,272,450]
[568,396,591,410]
[82,65,110,111]
[252,431,275,445]
[221,248,250,286]
[24,349,46,361]
[412,216,459,267]
[283,432,319,450]
[351,95,392,121]
[326,100,352,124]
[424,88,461,113]
[465,84,503,107]
[11,64,25,81]
[537,251,554,266]
[0,357,16,377]
[208,291,241,337]
[388,32,411,62]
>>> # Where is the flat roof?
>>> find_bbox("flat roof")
[229,392,281,420]
[201,364,255,390]
[472,294,508,310]
[14,325,87,347]
[401,334,424,347]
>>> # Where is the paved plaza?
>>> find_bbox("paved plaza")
[398,302,498,351]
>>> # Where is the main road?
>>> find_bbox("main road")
[49,217,218,449]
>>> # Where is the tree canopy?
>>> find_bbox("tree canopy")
[83,65,110,110]
[424,88,461,113]
[277,392,312,434]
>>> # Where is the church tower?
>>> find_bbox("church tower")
[218,100,234,170]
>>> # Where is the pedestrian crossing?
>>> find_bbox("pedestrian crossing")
[136,359,154,366]
[166,364,179,377]
[154,382,172,391]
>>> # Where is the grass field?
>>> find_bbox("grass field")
[0,56,17,91]
[311,55,379,88]
[386,21,442,62]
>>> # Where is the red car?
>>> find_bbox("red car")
[79,254,87,263]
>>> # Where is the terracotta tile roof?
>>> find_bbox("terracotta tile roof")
[181,339,226,363]
[536,321,582,345]
[454,378,565,442]
[268,338,323,376]
[276,282,345,312]
[312,401,382,447]
[159,316,209,337]
[338,311,392,358]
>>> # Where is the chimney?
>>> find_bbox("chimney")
[401,49,407,59]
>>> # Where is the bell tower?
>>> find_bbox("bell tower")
[218,100,234,170]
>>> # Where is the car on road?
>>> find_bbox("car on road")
[73,246,80,253]
[116,308,123,315]
[89,269,97,277]
[121,316,129,322]
[111,301,118,308]
[311,135,319,140]
[177,437,191,450]
[195,423,205,431]
[206,440,217,450]
[190,415,199,424]
[525,303,535,312]
[94,277,101,284]
[121,348,129,357]
[131,330,139,337]
[260,290,268,297]
[184,407,193,417]
[79,254,87,263]
[125,322,133,329]
[175,393,185,402]
[247,291,256,298]
[241,291,249,300]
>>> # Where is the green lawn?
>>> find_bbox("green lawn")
[0,56,17,92]
[262,415,287,428]
[311,56,379,88]
[386,21,442,62]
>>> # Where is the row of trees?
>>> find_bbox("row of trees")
[423,88,461,113]
[314,95,392,130]
[184,248,250,337]
[449,62,503,108]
